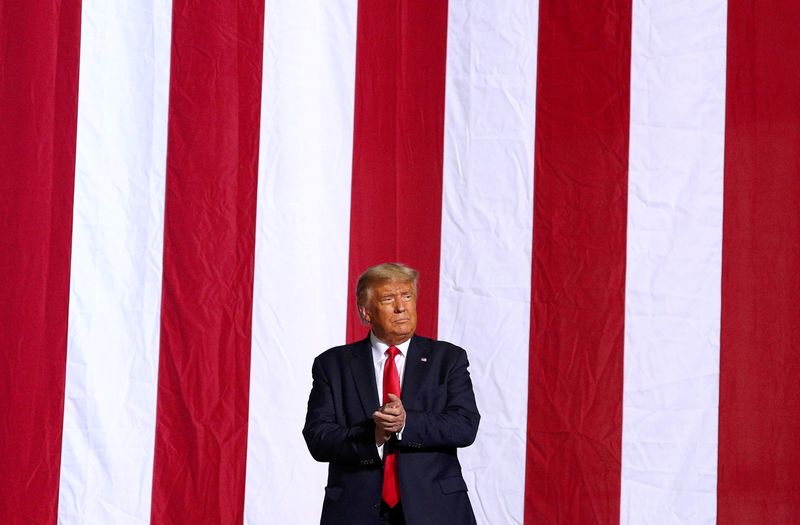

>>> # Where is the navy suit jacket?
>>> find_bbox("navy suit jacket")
[303,334,480,525]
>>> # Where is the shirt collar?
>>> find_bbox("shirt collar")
[370,332,411,360]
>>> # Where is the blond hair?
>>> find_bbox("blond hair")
[356,262,419,308]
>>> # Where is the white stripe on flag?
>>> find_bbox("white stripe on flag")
[621,1,727,522]
[438,1,538,523]
[243,1,358,523]
[59,0,172,522]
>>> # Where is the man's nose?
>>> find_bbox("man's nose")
[395,299,406,312]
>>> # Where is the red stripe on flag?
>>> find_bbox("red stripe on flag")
[525,1,631,522]
[150,2,264,522]
[346,0,449,341]
[0,2,81,522]
[718,2,800,521]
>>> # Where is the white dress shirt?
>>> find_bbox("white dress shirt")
[370,332,410,457]
[370,332,409,403]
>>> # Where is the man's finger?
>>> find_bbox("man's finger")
[373,411,398,423]
[387,393,402,403]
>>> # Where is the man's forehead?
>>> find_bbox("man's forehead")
[373,280,415,293]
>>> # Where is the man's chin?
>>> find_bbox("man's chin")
[387,328,415,342]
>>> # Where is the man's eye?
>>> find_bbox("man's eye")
[402,294,412,300]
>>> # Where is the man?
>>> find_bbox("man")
[303,263,480,524]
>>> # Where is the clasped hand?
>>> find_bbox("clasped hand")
[373,393,405,444]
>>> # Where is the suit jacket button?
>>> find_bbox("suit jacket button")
[373,503,380,509]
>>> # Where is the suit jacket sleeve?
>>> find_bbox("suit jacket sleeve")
[400,346,480,449]
[302,356,381,466]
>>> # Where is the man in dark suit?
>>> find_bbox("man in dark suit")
[303,263,480,524]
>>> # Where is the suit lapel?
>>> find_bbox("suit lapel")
[349,336,379,416]
[401,335,432,410]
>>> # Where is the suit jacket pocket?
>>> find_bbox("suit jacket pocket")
[437,476,468,495]
[324,486,343,501]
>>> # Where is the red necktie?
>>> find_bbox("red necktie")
[381,345,401,507]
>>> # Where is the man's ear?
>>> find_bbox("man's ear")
[358,305,371,324]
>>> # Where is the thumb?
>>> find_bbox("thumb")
[387,393,400,402]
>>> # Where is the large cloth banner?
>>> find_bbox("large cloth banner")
[2,0,799,523]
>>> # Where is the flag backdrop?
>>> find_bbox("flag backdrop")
[1,0,799,523]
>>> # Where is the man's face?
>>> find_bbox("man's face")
[360,280,418,345]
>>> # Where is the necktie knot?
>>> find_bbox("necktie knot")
[386,345,400,359]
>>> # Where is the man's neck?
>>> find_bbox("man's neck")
[370,331,413,349]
